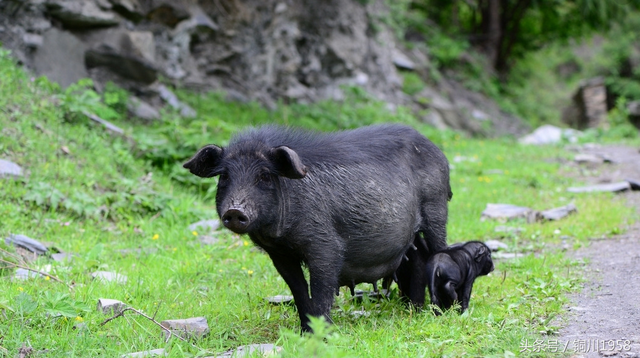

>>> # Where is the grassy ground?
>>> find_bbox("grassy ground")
[0,48,637,357]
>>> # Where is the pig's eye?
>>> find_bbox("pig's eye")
[259,173,271,183]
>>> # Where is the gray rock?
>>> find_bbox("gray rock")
[157,85,196,118]
[540,203,578,221]
[23,33,43,48]
[212,344,283,358]
[484,240,508,252]
[45,0,121,28]
[5,234,48,255]
[84,28,158,84]
[519,125,581,145]
[265,295,294,305]
[198,235,219,246]
[352,290,387,302]
[188,219,220,233]
[481,204,540,223]
[392,48,415,70]
[567,182,631,193]
[121,348,167,358]
[160,317,209,340]
[92,271,128,284]
[0,159,23,179]
[33,27,88,88]
[127,96,160,120]
[51,252,75,262]
[494,226,525,234]
[562,77,608,129]
[83,111,125,135]
[574,153,604,164]
[13,268,43,280]
[492,252,524,260]
[97,298,126,315]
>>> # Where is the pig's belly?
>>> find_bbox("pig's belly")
[338,252,405,285]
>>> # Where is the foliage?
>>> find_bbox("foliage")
[411,0,640,73]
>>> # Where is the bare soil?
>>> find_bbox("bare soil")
[555,144,640,358]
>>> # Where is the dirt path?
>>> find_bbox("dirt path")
[555,145,640,358]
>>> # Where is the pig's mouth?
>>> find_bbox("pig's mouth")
[221,207,252,234]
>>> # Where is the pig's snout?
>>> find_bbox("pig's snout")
[222,208,250,233]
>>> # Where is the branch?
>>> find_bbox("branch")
[100,306,197,346]
[0,257,73,291]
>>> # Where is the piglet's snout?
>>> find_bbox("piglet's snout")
[222,208,250,233]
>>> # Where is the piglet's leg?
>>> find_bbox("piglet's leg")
[459,281,475,313]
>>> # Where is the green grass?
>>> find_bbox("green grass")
[0,48,636,357]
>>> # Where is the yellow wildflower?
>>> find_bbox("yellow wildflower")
[45,276,50,281]
[75,316,83,322]
[243,240,249,246]
[192,231,198,236]
[152,234,159,240]
[248,270,254,275]
[17,287,24,292]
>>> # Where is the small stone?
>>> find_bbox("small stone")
[492,252,523,260]
[160,317,209,340]
[352,290,387,302]
[157,84,196,118]
[481,204,540,223]
[23,33,43,48]
[574,153,604,164]
[494,226,525,234]
[567,182,631,193]
[0,159,23,179]
[198,235,219,246]
[519,125,581,145]
[13,268,42,280]
[118,247,158,256]
[350,310,370,317]
[188,219,220,233]
[97,298,126,315]
[121,348,167,358]
[92,271,128,284]
[265,295,294,305]
[213,344,283,358]
[392,48,415,71]
[484,240,508,251]
[5,234,48,255]
[127,97,160,120]
[540,203,577,221]
[51,252,75,262]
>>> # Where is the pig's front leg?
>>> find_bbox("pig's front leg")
[267,252,313,332]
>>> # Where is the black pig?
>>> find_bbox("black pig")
[183,124,451,331]
[426,241,494,314]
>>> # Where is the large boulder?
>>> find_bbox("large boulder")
[33,27,88,88]
[83,28,158,84]
[45,0,121,28]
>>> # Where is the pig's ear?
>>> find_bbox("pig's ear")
[269,146,307,179]
[183,145,224,178]
[474,245,488,262]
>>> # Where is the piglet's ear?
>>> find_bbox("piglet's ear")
[474,245,487,262]
[269,146,307,179]
[183,145,223,178]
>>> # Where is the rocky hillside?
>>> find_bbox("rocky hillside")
[0,0,530,136]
